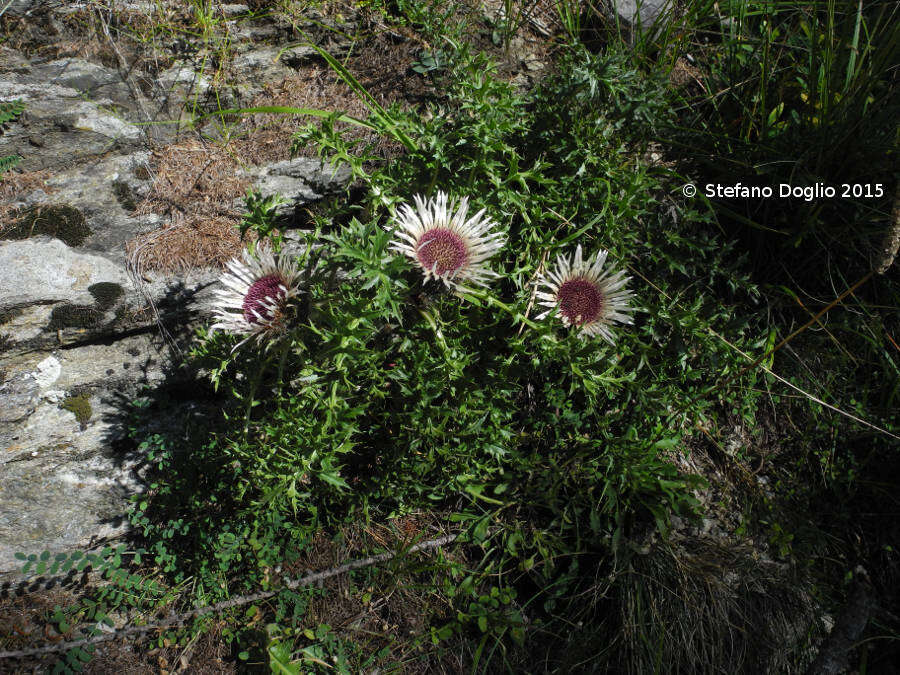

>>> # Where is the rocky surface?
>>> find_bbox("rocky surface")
[612,0,670,27]
[0,0,554,578]
[0,71,145,172]
[0,3,366,577]
[235,158,353,217]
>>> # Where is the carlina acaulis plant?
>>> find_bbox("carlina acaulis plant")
[209,242,304,351]
[388,191,506,291]
[535,244,636,343]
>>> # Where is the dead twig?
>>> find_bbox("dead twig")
[0,533,458,661]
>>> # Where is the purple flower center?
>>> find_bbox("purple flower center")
[242,274,286,324]
[557,278,604,326]
[415,227,468,276]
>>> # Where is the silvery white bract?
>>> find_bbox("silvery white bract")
[209,243,303,351]
[535,244,635,344]
[389,191,506,291]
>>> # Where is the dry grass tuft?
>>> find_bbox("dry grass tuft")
[271,512,468,670]
[0,584,235,674]
[0,170,54,200]
[125,24,430,274]
[229,34,425,167]
[127,214,253,276]
[558,535,822,674]
[228,64,375,165]
[670,56,706,91]
[118,623,235,675]
[0,170,55,233]
[126,139,253,274]
[1,7,111,64]
[345,37,429,110]
[0,586,75,660]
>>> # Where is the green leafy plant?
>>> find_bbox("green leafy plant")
[15,546,172,674]
[120,37,770,671]
[0,99,24,177]
[238,189,289,247]
[20,2,898,669]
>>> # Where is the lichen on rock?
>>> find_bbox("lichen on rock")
[3,204,91,246]
[60,393,92,428]
[88,282,125,309]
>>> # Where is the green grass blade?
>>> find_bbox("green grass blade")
[305,42,417,152]
[199,105,378,131]
[845,0,863,93]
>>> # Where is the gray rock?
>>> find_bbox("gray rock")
[27,58,135,108]
[0,443,138,576]
[231,45,295,82]
[0,237,135,353]
[0,46,31,74]
[237,158,352,219]
[220,4,250,17]
[0,380,141,574]
[40,151,157,262]
[0,238,130,308]
[0,328,185,575]
[0,79,144,171]
[30,355,62,388]
[58,1,155,12]
[0,239,224,357]
[155,60,216,104]
[2,148,155,251]
[0,7,365,580]
[1,301,56,344]
[0,372,39,424]
[611,0,670,28]
[228,19,289,43]
[228,42,349,100]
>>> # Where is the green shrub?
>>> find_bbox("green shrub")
[128,40,767,669]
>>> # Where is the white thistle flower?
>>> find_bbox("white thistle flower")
[209,243,303,350]
[535,244,635,343]
[389,191,505,290]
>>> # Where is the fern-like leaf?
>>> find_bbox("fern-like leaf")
[0,99,25,125]
[0,154,21,176]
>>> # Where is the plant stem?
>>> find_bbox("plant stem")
[461,287,542,331]
[276,340,290,387]
[243,354,268,440]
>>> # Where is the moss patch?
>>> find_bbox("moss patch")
[61,394,92,428]
[3,204,91,246]
[112,180,137,211]
[48,304,105,330]
[0,306,25,325]
[88,282,125,309]
[114,303,150,325]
